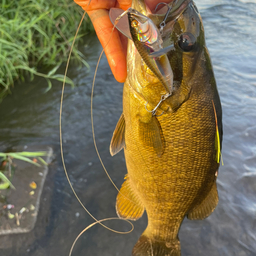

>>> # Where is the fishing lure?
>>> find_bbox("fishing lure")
[110,6,174,96]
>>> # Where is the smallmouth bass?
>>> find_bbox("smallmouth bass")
[110,0,222,255]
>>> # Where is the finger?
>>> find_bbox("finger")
[117,0,132,10]
[119,34,128,59]
[88,9,127,83]
[73,0,131,11]
[73,0,116,11]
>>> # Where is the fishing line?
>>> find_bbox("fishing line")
[69,217,133,256]
[59,1,134,252]
[90,32,121,195]
[90,13,143,206]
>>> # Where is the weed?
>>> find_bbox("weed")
[0,151,48,190]
[0,0,93,100]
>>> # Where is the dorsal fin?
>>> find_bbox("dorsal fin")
[110,113,125,156]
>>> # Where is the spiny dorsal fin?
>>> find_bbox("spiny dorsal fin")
[187,181,219,220]
[116,175,145,220]
[110,113,125,156]
[139,116,165,157]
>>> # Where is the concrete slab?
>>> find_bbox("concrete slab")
[0,145,53,235]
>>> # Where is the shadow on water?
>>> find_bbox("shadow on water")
[0,0,256,255]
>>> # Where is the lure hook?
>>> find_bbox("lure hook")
[154,0,179,34]
[154,2,169,12]
[154,2,173,34]
[145,93,171,116]
[145,102,165,117]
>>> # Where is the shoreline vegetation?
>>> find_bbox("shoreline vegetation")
[0,0,94,101]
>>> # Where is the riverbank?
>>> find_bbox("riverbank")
[0,0,93,101]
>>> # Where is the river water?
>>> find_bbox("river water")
[0,0,255,255]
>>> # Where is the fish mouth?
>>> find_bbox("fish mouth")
[109,0,191,40]
[109,8,149,40]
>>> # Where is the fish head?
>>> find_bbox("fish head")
[163,1,207,85]
[128,0,216,113]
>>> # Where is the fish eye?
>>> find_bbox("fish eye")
[131,20,139,28]
[178,32,196,52]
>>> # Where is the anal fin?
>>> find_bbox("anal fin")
[187,181,219,220]
[116,175,144,220]
[110,113,125,156]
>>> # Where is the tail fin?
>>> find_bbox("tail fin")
[132,234,180,256]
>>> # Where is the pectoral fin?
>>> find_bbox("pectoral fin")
[116,175,144,220]
[110,113,125,156]
[139,116,165,157]
[187,181,219,220]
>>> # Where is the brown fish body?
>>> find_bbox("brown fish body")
[110,1,222,255]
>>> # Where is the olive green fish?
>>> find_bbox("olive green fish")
[110,0,222,255]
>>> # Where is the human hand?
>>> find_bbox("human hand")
[74,0,173,83]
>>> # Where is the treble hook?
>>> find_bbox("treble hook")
[154,3,172,34]
[154,0,179,34]
[145,102,165,117]
[145,93,171,116]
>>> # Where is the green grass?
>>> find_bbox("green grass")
[0,0,94,100]
[0,151,48,190]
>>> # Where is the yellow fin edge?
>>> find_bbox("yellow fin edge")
[212,100,222,164]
